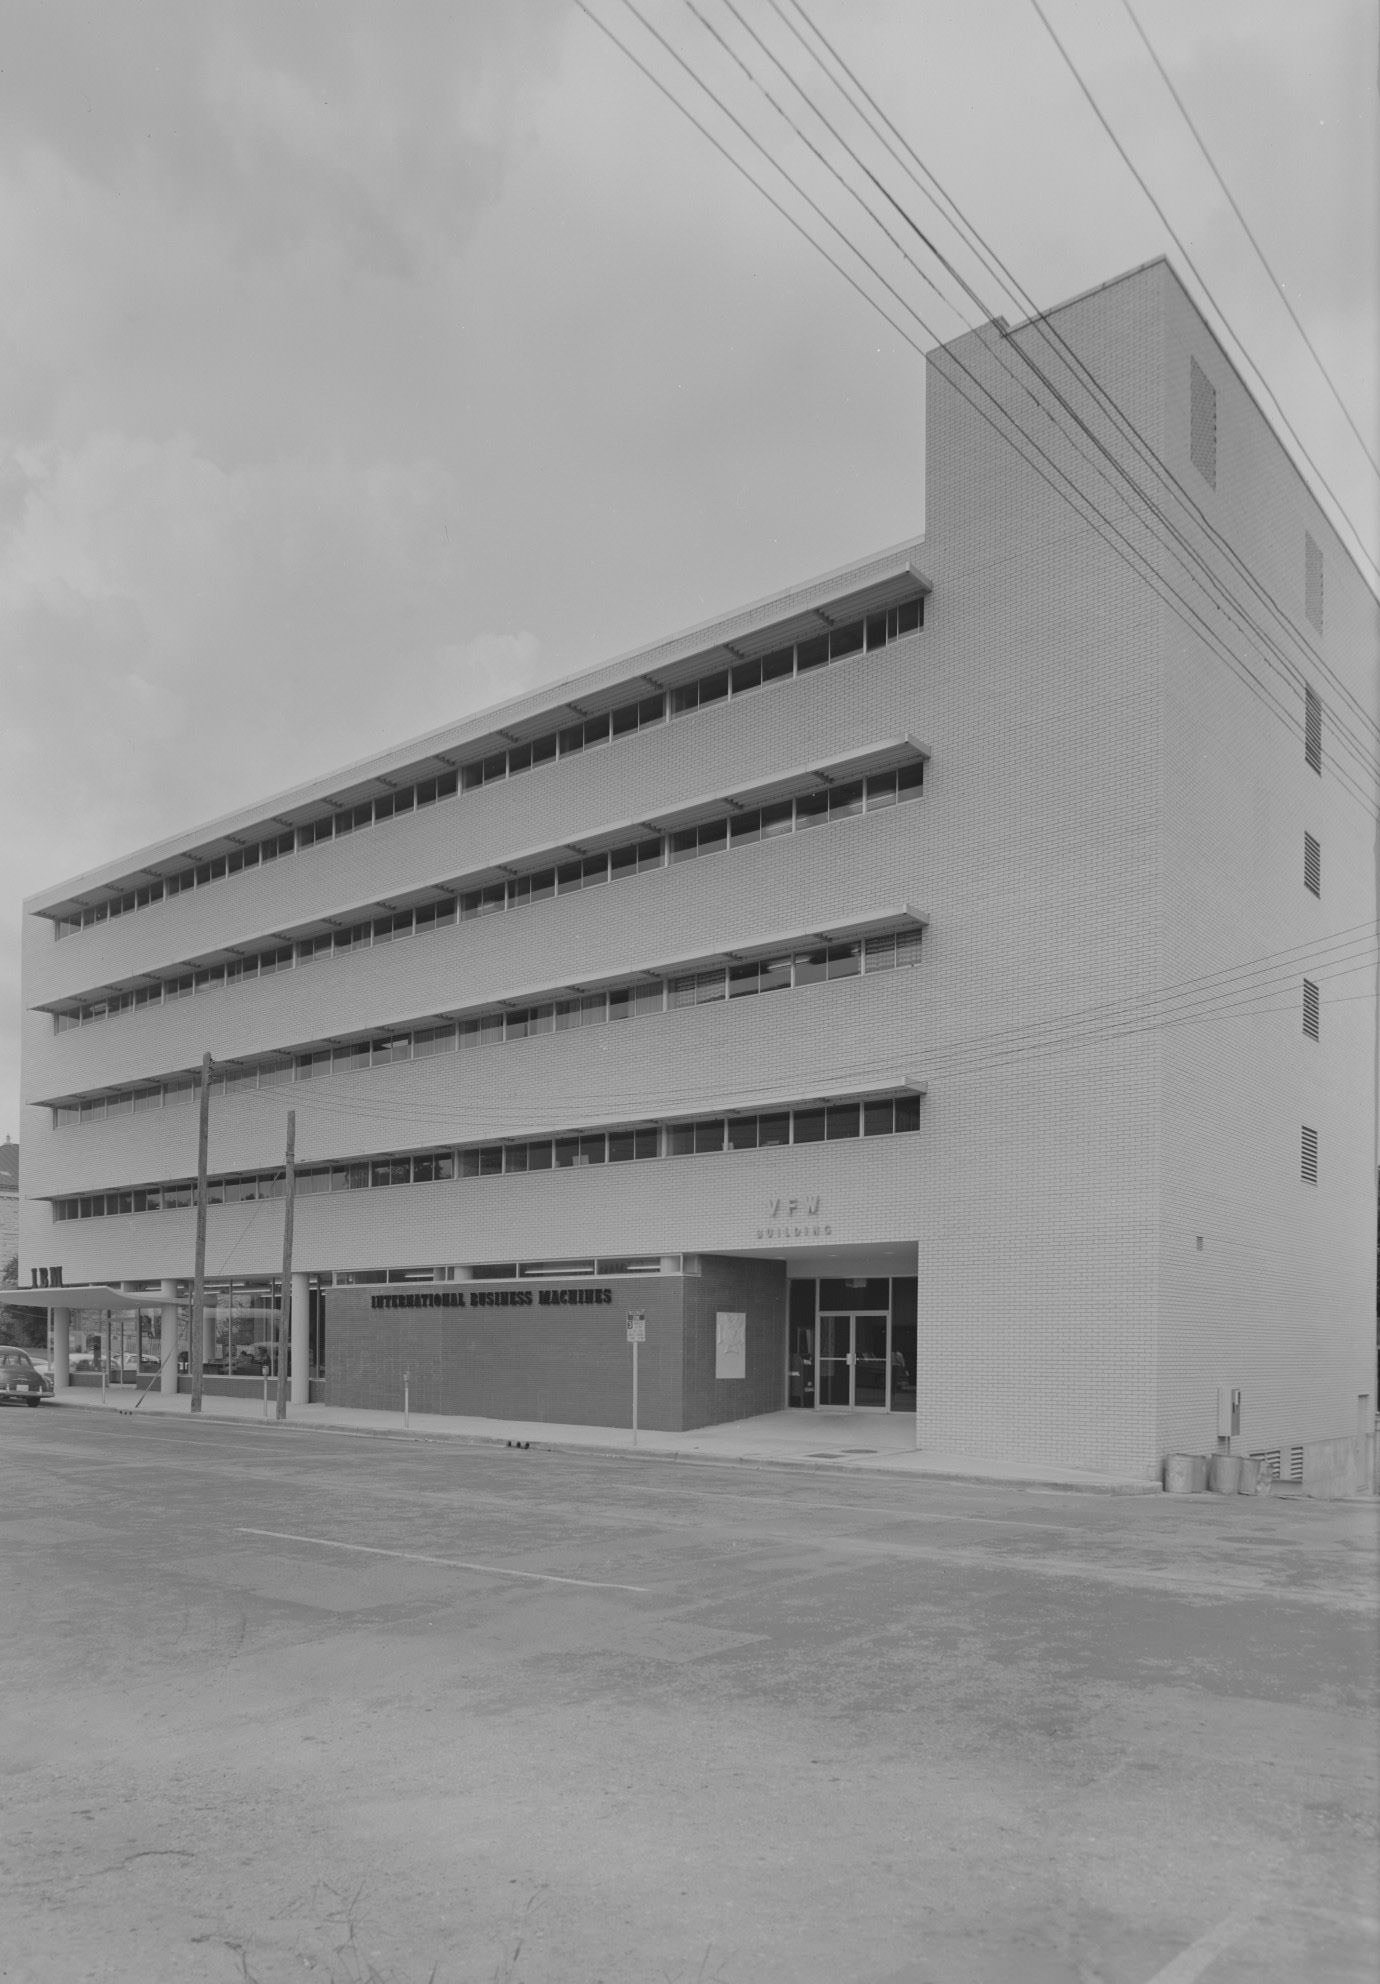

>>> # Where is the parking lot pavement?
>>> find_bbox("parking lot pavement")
[2,1410,1376,1984]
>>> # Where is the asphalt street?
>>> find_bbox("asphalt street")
[1,1405,1376,1984]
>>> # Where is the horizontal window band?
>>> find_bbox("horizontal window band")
[43,747,926,1031]
[45,914,926,1120]
[43,590,926,936]
[48,1088,925,1220]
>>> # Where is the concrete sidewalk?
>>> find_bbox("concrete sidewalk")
[49,1385,1162,1492]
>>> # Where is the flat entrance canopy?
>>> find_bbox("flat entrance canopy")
[3,1286,157,1311]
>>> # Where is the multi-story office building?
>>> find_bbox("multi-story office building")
[18,260,1379,1479]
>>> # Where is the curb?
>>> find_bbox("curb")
[49,1392,1160,1494]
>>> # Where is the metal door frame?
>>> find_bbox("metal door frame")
[815,1309,891,1409]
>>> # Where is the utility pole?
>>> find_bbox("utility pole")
[189,1051,212,1416]
[275,1110,295,1422]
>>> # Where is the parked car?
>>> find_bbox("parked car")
[0,1347,51,1405]
[231,1348,273,1376]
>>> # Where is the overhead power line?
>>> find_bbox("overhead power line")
[1024,0,1380,589]
[580,0,1380,809]
[1118,0,1380,484]
[683,0,1380,794]
[770,0,1380,756]
[570,0,929,362]
[203,916,1377,1135]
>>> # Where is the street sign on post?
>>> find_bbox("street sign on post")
[626,1312,646,1445]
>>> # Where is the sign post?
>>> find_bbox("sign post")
[626,1311,646,1446]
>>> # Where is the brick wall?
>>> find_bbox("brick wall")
[1152,268,1379,1458]
[324,1274,687,1428]
[682,1254,788,1427]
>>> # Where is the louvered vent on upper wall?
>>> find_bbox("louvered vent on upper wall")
[1304,685,1322,773]
[1190,357,1217,488]
[1304,832,1321,897]
[1305,532,1324,635]
[1302,979,1320,1041]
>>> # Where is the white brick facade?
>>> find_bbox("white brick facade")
[20,261,1379,1475]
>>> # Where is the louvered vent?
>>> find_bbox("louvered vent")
[1251,1449,1304,1485]
[1304,832,1321,897]
[1302,979,1320,1040]
[1304,685,1322,773]
[1190,357,1217,487]
[1300,1125,1318,1184]
[1305,532,1324,634]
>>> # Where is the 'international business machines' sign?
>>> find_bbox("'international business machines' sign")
[369,1287,614,1311]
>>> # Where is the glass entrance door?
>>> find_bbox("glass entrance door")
[853,1315,889,1407]
[818,1313,853,1406]
[817,1313,891,1408]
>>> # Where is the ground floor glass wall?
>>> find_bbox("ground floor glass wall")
[787,1277,917,1411]
[63,1279,328,1385]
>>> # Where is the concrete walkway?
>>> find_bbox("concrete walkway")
[49,1384,1161,1492]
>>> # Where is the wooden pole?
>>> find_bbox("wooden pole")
[275,1111,295,1422]
[189,1051,212,1416]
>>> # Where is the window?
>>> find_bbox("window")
[414,1025,457,1059]
[1304,685,1322,774]
[55,1089,925,1219]
[1304,832,1321,897]
[829,782,864,821]
[1300,1125,1318,1185]
[49,749,925,1040]
[894,1094,921,1133]
[1190,357,1216,488]
[829,620,863,659]
[1302,979,1320,1041]
[795,789,829,831]
[1305,532,1324,635]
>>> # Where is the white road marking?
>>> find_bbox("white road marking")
[1141,1898,1263,1983]
[236,1525,649,1593]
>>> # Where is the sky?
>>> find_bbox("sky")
[1,0,1376,1140]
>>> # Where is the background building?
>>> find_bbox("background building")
[18,260,1379,1480]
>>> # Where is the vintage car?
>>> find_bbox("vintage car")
[0,1347,52,1405]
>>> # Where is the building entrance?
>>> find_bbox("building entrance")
[787,1275,917,1411]
[818,1312,889,1407]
